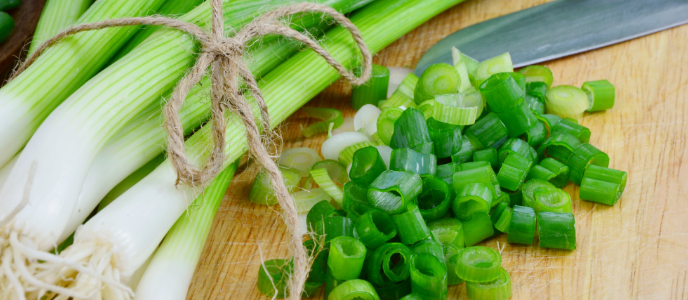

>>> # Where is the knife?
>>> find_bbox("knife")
[415,0,688,76]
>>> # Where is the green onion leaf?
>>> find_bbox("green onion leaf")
[497,153,533,191]
[339,141,378,166]
[390,108,434,153]
[392,204,431,245]
[410,253,448,299]
[428,218,465,250]
[526,81,548,103]
[551,118,591,144]
[491,202,513,233]
[302,107,345,137]
[328,236,368,280]
[390,148,437,177]
[249,167,301,205]
[414,63,461,103]
[464,113,509,150]
[278,147,322,177]
[257,258,292,298]
[455,246,502,282]
[473,148,500,170]
[427,118,463,159]
[466,267,512,300]
[582,79,615,112]
[537,212,576,250]
[311,168,345,207]
[368,170,423,214]
[476,53,514,86]
[567,143,610,185]
[417,176,452,221]
[377,107,405,145]
[453,183,494,221]
[537,132,583,164]
[329,279,380,300]
[314,216,356,244]
[518,65,553,87]
[367,243,413,286]
[462,213,495,246]
[307,200,340,231]
[354,209,397,249]
[451,137,476,163]
[522,180,572,213]
[350,146,388,186]
[545,85,590,119]
[580,165,627,205]
[507,205,536,245]
[478,72,525,112]
[293,188,333,215]
[494,100,538,138]
[343,181,373,221]
[352,64,391,110]
[431,92,482,126]
[452,165,502,200]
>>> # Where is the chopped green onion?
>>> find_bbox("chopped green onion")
[303,281,324,298]
[427,218,464,250]
[427,118,463,159]
[307,200,340,231]
[278,147,322,177]
[551,118,591,143]
[494,192,511,208]
[458,161,490,171]
[354,104,383,137]
[377,107,405,145]
[466,267,512,300]
[473,148,500,172]
[507,205,536,245]
[491,203,512,233]
[418,176,452,221]
[325,271,344,300]
[391,108,434,153]
[382,91,418,110]
[315,216,356,244]
[354,209,397,249]
[462,213,495,246]
[368,170,423,214]
[526,81,548,103]
[323,132,373,161]
[375,279,413,300]
[340,141,378,166]
[417,99,436,119]
[396,72,420,100]
[328,279,380,300]
[312,159,350,185]
[476,53,514,86]
[249,167,301,205]
[311,168,345,207]
[455,246,502,282]
[392,204,431,245]
[464,113,509,150]
[410,253,448,300]
[537,212,576,250]
[580,165,627,205]
[497,153,533,191]
[518,65,553,87]
[350,146,388,186]
[257,258,291,298]
[545,85,590,119]
[478,72,525,112]
[450,137,474,164]
[567,143,610,185]
[453,183,494,221]
[452,165,501,199]
[452,47,479,84]
[525,94,546,115]
[436,162,458,185]
[537,132,583,164]
[502,188,523,207]
[498,138,536,163]
[535,158,570,188]
[328,236,368,280]
[494,100,538,138]
[414,63,461,103]
[303,107,345,138]
[352,64,391,110]
[293,188,333,214]
[523,120,547,147]
[411,238,446,265]
[582,79,615,112]
[431,92,482,125]
[343,181,373,221]
[522,179,572,213]
[367,243,413,286]
[536,114,563,137]
[444,245,464,285]
[390,148,437,176]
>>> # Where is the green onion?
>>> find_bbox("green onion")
[307,200,340,231]
[303,107,345,138]
[418,176,452,221]
[311,159,350,187]
[582,79,615,112]
[427,118,463,159]
[523,120,547,147]
[354,209,397,249]
[466,267,512,300]
[451,47,479,86]
[352,64,391,110]
[462,213,495,246]
[411,238,446,265]
[431,92,482,125]
[391,108,434,153]
[522,179,572,213]
[537,212,576,250]
[455,246,502,282]
[506,205,536,245]
[303,281,324,298]
[525,95,546,115]
[29,0,94,55]
[367,243,413,286]
[452,165,501,199]
[458,161,491,171]
[427,218,464,250]
[473,148,500,170]
[377,107,404,145]
[410,253,448,300]
[368,170,423,214]
[278,147,322,177]
[390,148,437,177]
[567,143,610,185]
[491,203,512,233]
[464,113,509,150]
[381,91,417,110]
[350,146,388,186]
[497,153,533,191]
[325,271,344,299]
[312,168,345,207]
[451,137,476,163]
[339,141,378,166]
[315,216,356,244]
[494,100,538,138]
[518,65,553,87]
[329,279,380,300]
[414,63,461,103]
[545,85,590,119]
[478,72,525,112]
[551,118,591,143]
[526,81,548,103]
[453,183,494,221]
[396,73,420,100]
[536,114,562,137]
[444,245,464,285]
[494,192,511,208]
[580,165,627,205]
[534,158,570,188]
[475,53,514,86]
[257,258,292,298]
[249,166,301,205]
[537,132,583,164]
[502,188,523,207]
[417,99,436,119]
[328,236,368,280]
[293,188,333,214]
[375,280,413,300]
[436,162,458,185]
[343,181,373,220]
[392,204,431,245]
[498,138,535,163]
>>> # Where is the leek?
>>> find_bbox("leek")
[28,0,94,55]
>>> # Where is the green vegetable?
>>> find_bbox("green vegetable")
[368,170,423,214]
[475,53,513,86]
[339,141,378,166]
[427,118,463,159]
[466,267,512,300]
[497,153,533,191]
[248,166,301,205]
[343,181,373,220]
[545,85,590,119]
[479,72,525,112]
[350,146,388,186]
[526,81,548,102]
[377,107,404,145]
[328,236,368,280]
[464,113,509,150]
[579,165,627,205]
[537,132,583,164]
[582,79,615,112]
[452,165,501,199]
[491,202,512,233]
[367,243,413,286]
[390,108,434,153]
[390,148,437,176]
[498,138,535,163]
[525,94,546,115]
[462,213,495,246]
[414,63,461,103]
[431,92,482,125]
[329,279,380,300]
[30,0,91,54]
[0,12,13,43]
[526,158,570,188]
[537,212,576,250]
[494,99,538,138]
[312,168,345,207]
[352,64,391,110]
[257,259,292,298]
[451,137,475,163]
[417,175,452,221]
[303,107,345,138]
[453,183,493,221]
[278,147,322,177]
[473,148,500,170]
[523,120,547,147]
[522,179,572,213]
[567,143,610,185]
[518,65,553,87]
[427,218,464,250]
[392,204,431,245]
[307,200,340,231]
[507,205,536,245]
[315,216,356,244]
[455,246,502,282]
[354,209,397,249]
[410,253,448,300]
[551,118,591,143]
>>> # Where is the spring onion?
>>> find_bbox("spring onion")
[315,216,356,244]
[431,92,482,125]
[411,238,446,264]
[307,200,340,231]
[279,147,322,177]
[451,47,479,85]
[582,79,615,112]
[329,279,380,300]
[333,117,356,135]
[257,258,292,298]
[494,99,538,138]
[427,218,464,250]
[250,166,302,205]
[452,165,501,199]
[580,165,627,205]
[464,113,509,150]
[525,94,546,115]
[545,85,590,119]
[354,104,383,137]
[567,143,610,185]
[354,209,397,249]
[327,236,367,280]
[409,253,448,300]
[352,64,391,110]
[466,267,511,300]
[390,148,437,176]
[462,213,495,246]
[451,138,475,163]
[453,183,493,221]
[382,91,417,110]
[390,108,434,153]
[28,0,94,55]
[339,141,378,166]
[537,212,576,250]
[491,203,512,233]
[343,181,372,221]
[522,121,546,148]
[392,204,431,245]
[311,168,345,207]
[498,138,535,163]
[455,246,502,282]
[475,53,513,86]
[518,65,553,87]
[303,107,345,137]
[444,246,464,286]
[367,242,413,286]
[473,148,500,171]
[323,131,372,161]
[537,132,583,164]
[376,279,413,300]
[427,118,463,159]
[414,63,461,103]
[417,99,436,119]
[377,107,404,145]
[418,176,452,221]
[325,271,345,299]
[526,81,548,103]
[478,72,524,112]
[522,179,572,213]
[435,162,457,189]
[368,170,423,214]
[394,72,420,100]
[349,146,387,186]
[506,205,536,245]
[536,114,562,138]
[497,153,533,191]
[551,118,591,144]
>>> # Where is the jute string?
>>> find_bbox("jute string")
[11,0,372,298]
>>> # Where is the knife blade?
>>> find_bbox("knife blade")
[415,0,688,76]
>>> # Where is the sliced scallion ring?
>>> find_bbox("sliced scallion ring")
[432,92,481,125]
[338,141,378,166]
[292,188,332,215]
[466,267,512,300]
[278,147,321,177]
[311,168,345,207]
[545,85,590,119]
[321,132,371,161]
[518,65,553,87]
[455,246,502,282]
[302,107,344,137]
[328,279,380,300]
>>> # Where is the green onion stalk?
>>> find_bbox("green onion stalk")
[28,0,94,55]
[40,0,466,298]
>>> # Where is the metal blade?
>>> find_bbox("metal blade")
[415,0,688,76]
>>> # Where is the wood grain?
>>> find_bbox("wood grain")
[186,0,688,298]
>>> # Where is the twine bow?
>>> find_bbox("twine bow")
[13,0,372,297]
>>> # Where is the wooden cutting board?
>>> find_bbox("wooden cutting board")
[186,0,688,299]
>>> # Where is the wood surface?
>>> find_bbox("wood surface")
[0,0,44,81]
[186,0,688,299]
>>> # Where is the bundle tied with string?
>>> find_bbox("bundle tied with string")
[10,0,372,297]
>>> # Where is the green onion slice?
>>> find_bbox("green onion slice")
[580,165,627,205]
[451,137,475,163]
[311,168,345,207]
[518,65,554,87]
[473,148,500,170]
[339,141,378,166]
[537,212,576,250]
[464,112,509,150]
[498,138,535,163]
[497,153,533,192]
[526,94,546,115]
[536,114,563,137]
[522,179,572,213]
[249,166,301,205]
[476,52,514,86]
[582,79,615,112]
[368,170,423,214]
[462,213,495,246]
[293,188,332,215]
[342,181,373,221]
[427,218,464,250]
[257,258,291,298]
[417,99,436,119]
[537,132,582,164]
[307,200,339,231]
[414,63,461,103]
[278,147,322,177]
[453,183,494,221]
[478,72,525,112]
[417,175,452,221]
[322,132,372,161]
[432,92,482,126]
[352,64,391,110]
[427,117,463,159]
[390,148,437,177]
[327,236,368,280]
[567,143,610,185]
[349,146,388,187]
[409,253,448,299]
[551,118,591,143]
[451,47,475,92]
[507,205,536,245]
[455,246,502,282]
[377,107,404,145]
[526,81,548,102]
[390,108,433,153]
[523,120,547,148]
[328,279,380,300]
[491,203,513,233]
[367,243,413,286]
[396,72,420,100]
[494,100,538,138]
[375,279,413,300]
[392,204,431,245]
[314,216,356,244]
[302,107,345,137]
[545,85,590,120]
[354,209,397,249]
[466,267,512,300]
[382,90,418,110]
